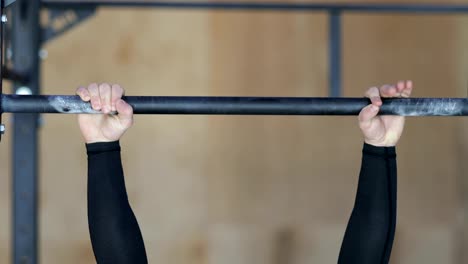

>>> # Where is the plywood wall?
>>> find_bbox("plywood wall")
[0,0,467,263]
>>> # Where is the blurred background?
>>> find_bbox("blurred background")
[1,0,468,263]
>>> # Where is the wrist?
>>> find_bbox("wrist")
[84,136,119,144]
[364,139,396,147]
[82,132,123,144]
[85,139,114,144]
[364,131,399,147]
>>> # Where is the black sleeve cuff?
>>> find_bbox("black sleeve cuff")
[86,141,121,155]
[363,142,396,158]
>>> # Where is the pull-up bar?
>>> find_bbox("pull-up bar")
[2,94,467,116]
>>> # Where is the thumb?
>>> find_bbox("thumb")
[116,99,134,128]
[358,104,379,129]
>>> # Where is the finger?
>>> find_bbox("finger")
[76,86,90,101]
[401,80,413,98]
[111,84,124,112]
[365,86,382,106]
[379,84,397,98]
[395,80,406,96]
[99,83,112,114]
[116,99,134,128]
[88,83,101,111]
[358,104,380,127]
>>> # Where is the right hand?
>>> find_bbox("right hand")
[76,83,133,144]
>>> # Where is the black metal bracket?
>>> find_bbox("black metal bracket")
[3,67,29,83]
[42,7,96,44]
[5,0,14,7]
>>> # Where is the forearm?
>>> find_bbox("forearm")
[87,141,147,264]
[338,143,397,264]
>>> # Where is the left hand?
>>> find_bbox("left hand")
[358,80,413,147]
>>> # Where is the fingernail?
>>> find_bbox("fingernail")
[372,97,382,104]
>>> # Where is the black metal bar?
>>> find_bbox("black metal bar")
[2,67,30,83]
[2,94,468,116]
[41,1,468,13]
[329,10,341,97]
[11,0,41,263]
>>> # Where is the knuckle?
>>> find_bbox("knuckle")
[367,86,379,95]
[99,83,111,91]
[112,85,124,97]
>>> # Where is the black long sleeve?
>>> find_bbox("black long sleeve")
[338,143,397,264]
[86,141,148,264]
[86,141,396,263]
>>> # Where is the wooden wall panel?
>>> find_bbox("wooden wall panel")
[455,16,468,264]
[0,113,12,263]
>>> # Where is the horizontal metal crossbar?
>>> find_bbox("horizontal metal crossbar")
[2,94,467,116]
[39,1,468,13]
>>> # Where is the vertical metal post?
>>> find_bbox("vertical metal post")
[329,9,342,97]
[0,1,4,142]
[11,0,41,263]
